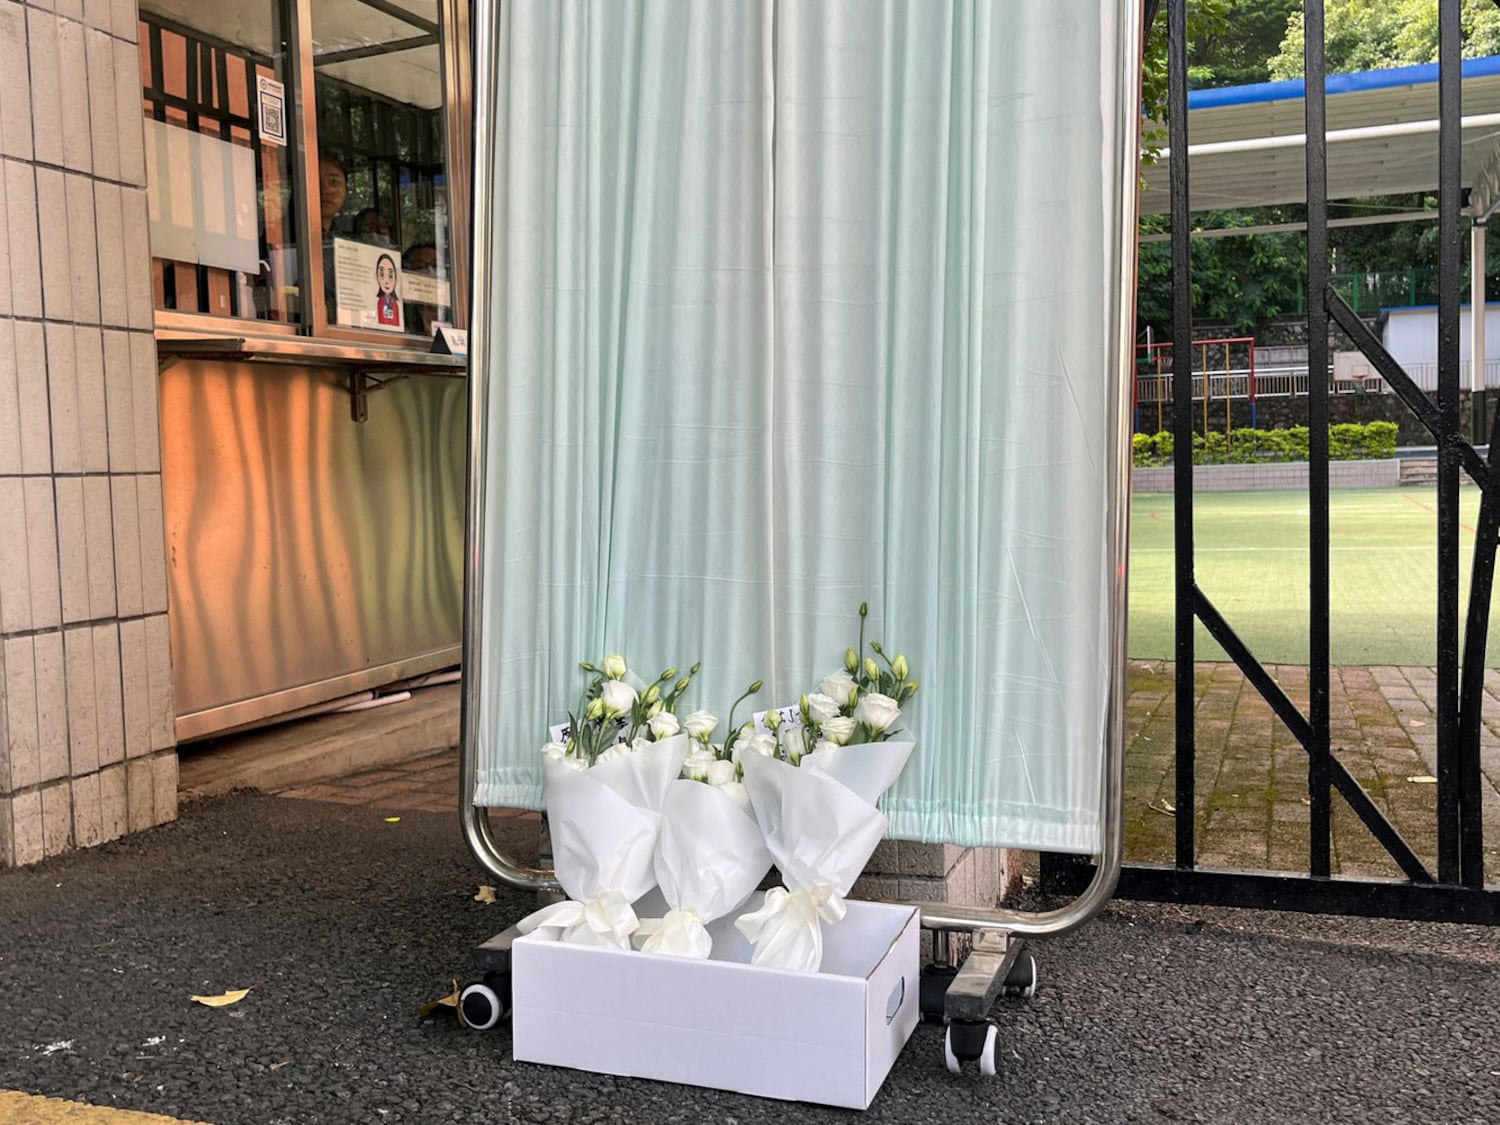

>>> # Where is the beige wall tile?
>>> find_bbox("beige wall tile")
[81,474,116,618]
[56,16,92,174]
[110,0,136,42]
[0,640,8,792]
[0,477,29,633]
[0,321,21,475]
[63,624,98,775]
[54,0,83,22]
[111,473,142,617]
[125,754,151,832]
[120,186,151,328]
[129,331,159,472]
[84,26,119,183]
[8,788,43,865]
[65,173,101,323]
[44,322,80,473]
[26,8,63,168]
[40,777,71,857]
[0,796,10,866]
[150,751,176,824]
[93,182,128,327]
[34,630,68,785]
[35,165,72,321]
[54,476,90,622]
[137,474,166,615]
[71,768,101,847]
[98,760,125,841]
[92,621,123,766]
[74,327,109,472]
[82,0,109,32]
[118,615,148,758]
[4,160,42,319]
[113,37,146,188]
[0,3,34,162]
[144,611,172,750]
[0,168,11,318]
[101,328,134,471]
[23,476,60,631]
[4,635,39,791]
[13,319,53,474]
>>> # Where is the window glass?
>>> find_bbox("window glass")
[312,0,454,338]
[139,2,302,324]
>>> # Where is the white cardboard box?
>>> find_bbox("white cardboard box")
[511,895,921,1110]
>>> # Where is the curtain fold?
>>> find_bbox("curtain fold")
[474,0,1132,854]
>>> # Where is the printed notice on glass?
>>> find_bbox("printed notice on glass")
[257,76,287,147]
[332,238,406,333]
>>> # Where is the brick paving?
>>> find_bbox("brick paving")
[278,665,1499,882]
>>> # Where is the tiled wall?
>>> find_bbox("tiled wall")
[0,0,175,867]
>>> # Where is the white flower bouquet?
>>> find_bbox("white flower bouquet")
[516,656,693,949]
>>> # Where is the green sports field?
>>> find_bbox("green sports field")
[1128,487,1500,666]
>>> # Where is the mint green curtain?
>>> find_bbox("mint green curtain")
[473,0,1138,854]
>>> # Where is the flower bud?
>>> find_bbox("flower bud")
[892,654,909,680]
[845,647,859,672]
[585,698,605,720]
[643,683,661,704]
[602,653,628,680]
[864,656,880,682]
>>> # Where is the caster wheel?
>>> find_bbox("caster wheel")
[1004,953,1038,998]
[919,964,957,1022]
[943,1020,999,1076]
[459,981,507,1031]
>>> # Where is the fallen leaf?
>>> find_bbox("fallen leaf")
[384,816,402,823]
[1409,720,1427,728]
[1406,775,1438,784]
[190,988,250,1008]
[418,979,461,1019]
[1148,800,1176,816]
[474,885,497,904]
[1301,798,1311,805]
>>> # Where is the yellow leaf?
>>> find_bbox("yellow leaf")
[190,988,250,1008]
[1406,775,1438,784]
[418,979,461,1019]
[474,885,497,904]
[384,816,402,823]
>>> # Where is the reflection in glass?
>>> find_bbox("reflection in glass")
[313,0,453,338]
[139,1,301,323]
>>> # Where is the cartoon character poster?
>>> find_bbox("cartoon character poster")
[332,238,405,333]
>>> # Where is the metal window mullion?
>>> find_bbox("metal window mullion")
[1304,0,1332,878]
[1168,0,1195,870]
[290,0,327,337]
[1436,0,1464,885]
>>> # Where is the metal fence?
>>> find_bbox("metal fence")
[1137,360,1500,403]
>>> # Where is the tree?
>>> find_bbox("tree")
[1268,0,1500,79]
[1190,0,1301,88]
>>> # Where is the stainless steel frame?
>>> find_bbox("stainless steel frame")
[458,1,1145,935]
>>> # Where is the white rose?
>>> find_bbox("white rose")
[821,716,855,745]
[734,731,776,761]
[681,748,715,781]
[806,692,840,723]
[648,711,681,740]
[853,691,901,733]
[600,679,638,715]
[541,741,567,761]
[602,653,628,680]
[706,759,738,786]
[716,780,752,813]
[683,710,718,740]
[820,671,856,707]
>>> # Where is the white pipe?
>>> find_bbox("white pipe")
[1474,222,1488,395]
[1161,112,1500,159]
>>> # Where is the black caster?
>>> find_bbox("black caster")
[943,1019,999,1076]
[918,963,957,1022]
[1004,952,1038,998]
[459,970,511,1030]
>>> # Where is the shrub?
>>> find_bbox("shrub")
[1132,421,1396,467]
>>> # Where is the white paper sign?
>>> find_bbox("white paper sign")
[332,238,406,333]
[257,76,287,147]
[752,706,802,734]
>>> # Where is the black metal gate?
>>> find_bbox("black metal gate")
[1045,0,1500,924]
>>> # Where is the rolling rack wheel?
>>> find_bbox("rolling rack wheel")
[943,1020,999,1076]
[459,974,509,1031]
[932,927,1030,1077]
[1004,952,1038,998]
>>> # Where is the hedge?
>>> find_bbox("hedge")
[1132,421,1397,467]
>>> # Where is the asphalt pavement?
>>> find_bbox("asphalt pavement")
[0,793,1496,1124]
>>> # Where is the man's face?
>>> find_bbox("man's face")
[319,159,347,229]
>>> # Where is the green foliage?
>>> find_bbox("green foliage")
[1269,0,1500,80]
[1132,421,1397,467]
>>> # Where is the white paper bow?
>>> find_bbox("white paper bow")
[515,889,639,949]
[637,906,711,958]
[734,886,848,972]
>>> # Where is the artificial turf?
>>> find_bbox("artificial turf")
[1128,486,1500,666]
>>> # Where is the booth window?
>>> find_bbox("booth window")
[138,0,460,342]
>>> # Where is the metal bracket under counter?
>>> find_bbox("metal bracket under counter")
[153,331,469,423]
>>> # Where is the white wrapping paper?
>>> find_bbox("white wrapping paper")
[517,734,689,949]
[801,740,916,807]
[735,752,888,972]
[636,779,773,958]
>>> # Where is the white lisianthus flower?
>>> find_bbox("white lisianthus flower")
[734,731,777,762]
[602,653,628,680]
[683,710,718,741]
[706,759,738,786]
[716,779,752,813]
[600,679,638,715]
[820,716,856,746]
[777,724,803,760]
[806,692,840,723]
[681,748,715,781]
[853,691,901,733]
[647,711,680,740]
[540,741,568,761]
[820,671,857,708]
